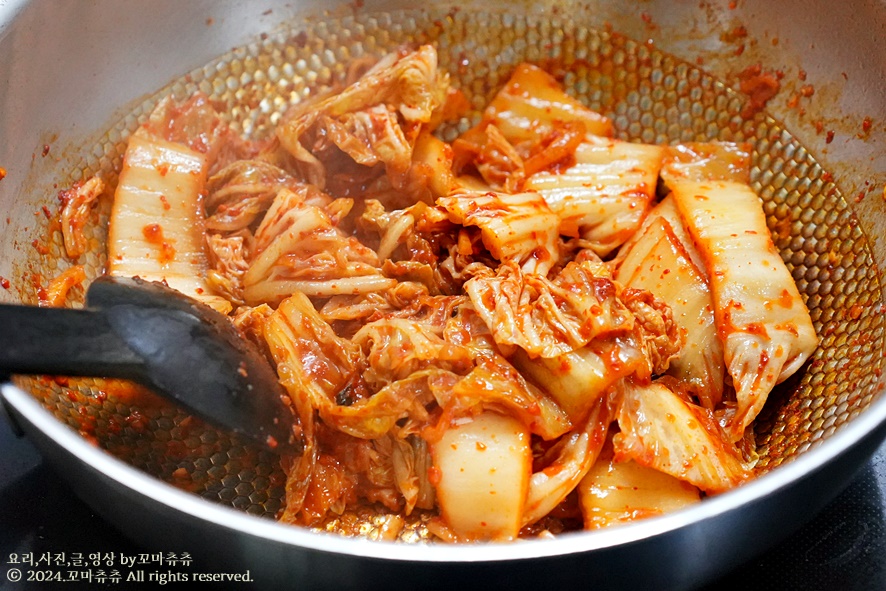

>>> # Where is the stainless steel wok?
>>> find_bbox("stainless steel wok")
[1,1,885,589]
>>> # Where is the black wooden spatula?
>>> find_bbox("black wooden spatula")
[0,276,292,450]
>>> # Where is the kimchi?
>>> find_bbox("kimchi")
[92,45,817,542]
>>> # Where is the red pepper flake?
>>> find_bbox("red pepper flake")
[862,116,873,133]
[737,64,781,119]
[41,205,52,219]
[800,84,815,97]
[31,239,49,255]
[159,194,171,210]
[798,69,807,81]
[0,276,9,290]
[142,223,176,263]
[735,43,745,56]
[640,12,652,24]
[814,120,824,134]
[777,289,794,309]
[825,130,835,144]
[0,167,6,181]
[822,172,834,183]
[157,163,170,177]
[41,144,50,157]
[427,465,442,486]
[728,0,737,8]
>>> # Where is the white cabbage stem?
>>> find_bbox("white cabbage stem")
[579,447,700,530]
[108,132,230,314]
[431,411,531,541]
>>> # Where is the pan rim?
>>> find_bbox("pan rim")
[4,380,886,563]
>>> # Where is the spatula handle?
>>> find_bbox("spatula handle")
[0,304,144,379]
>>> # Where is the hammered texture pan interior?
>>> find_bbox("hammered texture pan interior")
[12,7,883,539]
